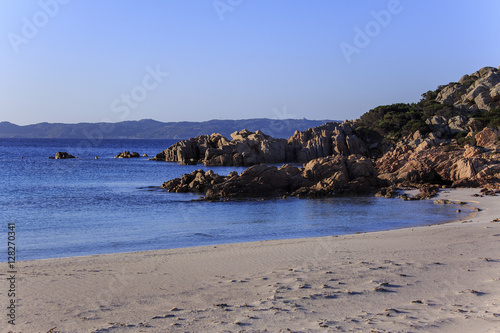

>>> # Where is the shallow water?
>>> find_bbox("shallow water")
[0,138,472,261]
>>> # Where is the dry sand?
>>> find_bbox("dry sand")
[3,188,500,333]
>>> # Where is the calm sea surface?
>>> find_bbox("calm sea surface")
[0,138,472,261]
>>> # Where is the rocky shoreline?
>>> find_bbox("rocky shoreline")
[161,126,499,201]
[162,154,381,200]
[159,66,500,201]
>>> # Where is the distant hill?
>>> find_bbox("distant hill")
[0,118,335,140]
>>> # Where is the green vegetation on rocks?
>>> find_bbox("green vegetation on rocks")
[357,66,500,142]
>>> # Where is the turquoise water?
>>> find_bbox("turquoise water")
[0,138,471,261]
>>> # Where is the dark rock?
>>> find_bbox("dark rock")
[414,184,440,199]
[115,151,140,158]
[161,169,227,194]
[205,165,292,200]
[53,152,76,159]
[163,154,381,200]
[375,185,399,198]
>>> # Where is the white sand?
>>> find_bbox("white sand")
[3,188,500,333]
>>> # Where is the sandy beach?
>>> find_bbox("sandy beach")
[4,188,500,333]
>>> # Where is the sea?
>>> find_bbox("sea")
[0,138,473,261]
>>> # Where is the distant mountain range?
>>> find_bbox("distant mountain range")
[0,118,335,140]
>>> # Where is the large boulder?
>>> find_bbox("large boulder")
[447,115,468,134]
[205,165,292,200]
[436,83,468,104]
[293,155,379,197]
[490,83,500,101]
[287,121,369,162]
[288,122,337,162]
[301,155,347,182]
[425,116,451,138]
[475,127,499,149]
[161,169,227,193]
[153,133,229,165]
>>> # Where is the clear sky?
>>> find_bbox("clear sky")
[1,0,499,125]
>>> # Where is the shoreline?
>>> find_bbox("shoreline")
[9,193,473,264]
[6,188,500,332]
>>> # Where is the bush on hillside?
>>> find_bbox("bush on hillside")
[474,108,500,129]
[358,103,429,140]
[358,89,465,141]
[455,132,477,147]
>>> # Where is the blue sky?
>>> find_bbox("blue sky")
[1,0,499,125]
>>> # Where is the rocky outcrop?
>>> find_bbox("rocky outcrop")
[163,154,381,200]
[161,169,234,193]
[163,165,302,199]
[376,128,500,188]
[153,121,373,167]
[287,121,370,162]
[424,115,472,138]
[153,133,230,165]
[160,127,499,199]
[211,129,291,166]
[159,124,499,200]
[152,130,291,166]
[291,155,380,197]
[159,123,499,200]
[52,152,76,159]
[436,66,500,112]
[114,151,140,158]
[205,165,295,200]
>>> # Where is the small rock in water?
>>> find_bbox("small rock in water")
[114,151,140,158]
[52,152,77,159]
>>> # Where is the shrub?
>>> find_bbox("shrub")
[359,103,421,139]
[356,83,495,142]
[402,119,429,137]
[442,145,458,152]
[354,126,383,143]
[455,132,477,147]
[474,108,500,129]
